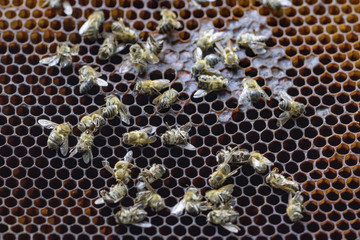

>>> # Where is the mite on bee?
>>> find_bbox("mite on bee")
[236,33,269,55]
[69,129,94,164]
[157,9,182,34]
[287,191,304,222]
[215,39,239,69]
[208,156,241,189]
[79,66,108,94]
[197,28,225,52]
[38,119,72,156]
[193,74,228,98]
[161,122,196,150]
[40,42,79,68]
[94,181,128,206]
[115,205,152,228]
[122,126,157,147]
[207,199,240,233]
[78,108,106,133]
[192,47,220,78]
[103,94,131,125]
[171,186,209,216]
[205,184,234,206]
[152,88,179,111]
[238,77,270,105]
[102,151,134,184]
[265,167,299,194]
[257,0,291,9]
[41,0,72,16]
[133,79,170,95]
[98,34,126,60]
[135,179,165,212]
[111,18,138,44]
[79,11,105,40]
[136,164,167,191]
[277,90,306,127]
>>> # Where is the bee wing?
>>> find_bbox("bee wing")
[153,79,170,88]
[134,222,152,228]
[222,224,240,233]
[82,150,93,164]
[60,136,69,156]
[281,0,292,7]
[94,198,105,205]
[220,184,234,193]
[194,47,203,60]
[278,90,293,101]
[40,55,60,66]
[277,111,292,127]
[119,105,131,125]
[62,1,73,16]
[259,88,270,100]
[118,60,133,74]
[145,53,160,64]
[174,20,183,30]
[238,85,249,104]
[263,157,273,166]
[180,122,192,132]
[148,136,157,144]
[79,20,91,35]
[248,43,266,55]
[102,160,116,176]
[68,146,78,158]
[181,143,196,151]
[96,78,109,87]
[210,32,225,42]
[171,199,186,215]
[193,89,209,98]
[116,44,127,53]
[143,126,156,135]
[124,151,133,163]
[152,95,161,105]
[214,42,225,56]
[136,181,146,191]
[38,119,58,129]
[70,44,80,55]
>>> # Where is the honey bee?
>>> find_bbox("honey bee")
[247,151,273,174]
[115,205,152,227]
[135,179,165,212]
[287,191,304,222]
[215,39,239,69]
[78,108,106,133]
[193,74,228,98]
[41,0,72,15]
[145,34,164,56]
[192,47,220,77]
[136,164,167,190]
[236,33,269,55]
[94,181,128,205]
[79,11,105,40]
[152,88,179,111]
[69,129,94,163]
[257,0,291,9]
[122,126,157,147]
[102,151,134,184]
[79,66,108,94]
[207,199,240,233]
[157,9,182,34]
[98,34,126,60]
[205,184,234,205]
[112,18,138,44]
[277,90,306,127]
[38,120,72,156]
[238,77,270,104]
[216,146,250,164]
[208,157,241,189]
[197,28,225,52]
[161,122,195,150]
[40,42,79,68]
[191,0,216,8]
[103,94,131,125]
[119,44,157,75]
[171,187,209,216]
[134,79,170,95]
[265,168,299,194]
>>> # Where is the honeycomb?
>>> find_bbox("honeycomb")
[1,0,360,239]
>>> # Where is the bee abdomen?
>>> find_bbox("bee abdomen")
[80,80,94,94]
[103,105,118,119]
[47,131,63,149]
[205,54,219,67]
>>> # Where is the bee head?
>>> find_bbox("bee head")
[249,90,261,103]
[77,123,86,132]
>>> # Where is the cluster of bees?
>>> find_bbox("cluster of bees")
[37,0,304,233]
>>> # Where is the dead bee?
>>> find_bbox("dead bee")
[94,181,128,205]
[208,157,241,189]
[207,199,240,233]
[287,191,304,222]
[192,47,220,77]
[79,11,105,40]
[135,179,165,212]
[102,151,134,184]
[191,0,216,8]
[145,35,164,56]
[205,184,234,205]
[136,164,167,190]
[152,88,179,111]
[277,90,306,127]
[40,42,79,68]
[257,0,291,9]
[79,66,108,94]
[265,168,299,194]
[171,187,209,216]
[103,94,131,124]
[157,9,182,34]
[115,205,151,227]
[69,129,94,163]
[216,146,251,164]
[197,28,225,52]
[238,77,270,104]
[161,122,195,150]
[215,39,239,69]
[41,0,72,15]
[38,119,72,156]
[78,108,106,132]
[247,151,272,174]
[112,18,138,44]
[122,126,157,147]
[98,34,126,60]
[134,79,170,95]
[193,74,228,98]
[236,33,269,55]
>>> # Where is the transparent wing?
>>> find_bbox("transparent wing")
[118,60,133,74]
[194,89,209,98]
[82,150,93,164]
[152,95,161,105]
[119,105,131,125]
[211,32,225,42]
[148,136,157,144]
[145,53,160,64]
[278,90,293,102]
[219,184,234,193]
[175,20,182,30]
[136,181,145,190]
[259,88,270,100]
[214,42,225,56]
[222,224,240,233]
[79,20,91,35]
[96,78,109,87]
[124,151,133,163]
[249,43,266,55]
[62,1,73,16]
[182,143,196,151]
[102,160,116,175]
[171,199,186,215]
[70,44,80,55]
[60,136,69,156]
[40,55,59,66]
[116,44,127,53]
[277,111,292,127]
[134,222,152,228]
[263,157,273,166]
[238,85,249,104]
[143,126,156,135]
[94,198,105,205]
[38,119,58,129]
[68,146,78,158]
[180,122,192,132]
[153,79,170,87]
[194,48,203,60]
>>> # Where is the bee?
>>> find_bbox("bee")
[171,187,209,216]
[193,74,228,98]
[103,94,131,125]
[78,108,106,133]
[216,146,251,164]
[98,34,126,60]
[191,0,216,8]
[112,18,138,44]
[287,191,304,222]
[257,0,291,9]
[38,120,72,156]
[41,0,72,15]
[161,122,195,150]
[215,39,239,69]
[122,126,157,147]
[197,28,225,52]
[79,11,105,40]
[265,168,299,194]
[79,66,108,94]
[277,90,306,127]
[208,157,241,189]
[115,205,152,227]
[136,164,167,190]
[102,151,134,184]
[157,9,182,34]
[236,33,269,55]
[152,88,179,111]
[145,34,164,56]
[207,199,240,233]
[192,48,220,78]
[134,79,170,95]
[39,42,79,68]
[135,179,165,212]
[205,184,234,205]
[247,151,273,174]
[238,77,270,104]
[68,129,94,163]
[94,181,128,205]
